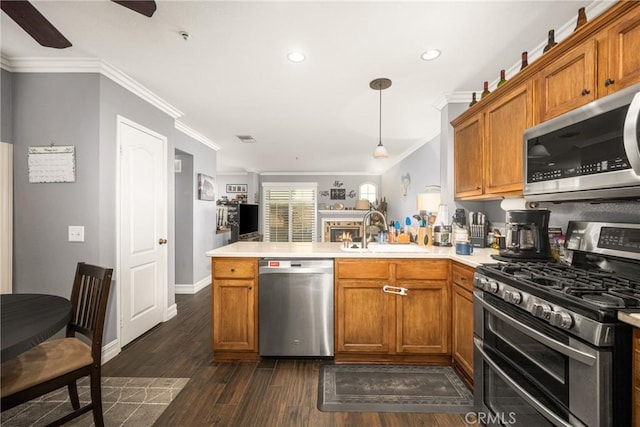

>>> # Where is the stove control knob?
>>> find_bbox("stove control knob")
[504,290,522,305]
[483,280,499,293]
[549,311,573,329]
[531,303,552,320]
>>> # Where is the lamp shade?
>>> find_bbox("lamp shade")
[373,142,388,158]
[417,191,441,213]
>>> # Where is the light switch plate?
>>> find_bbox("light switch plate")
[68,226,85,242]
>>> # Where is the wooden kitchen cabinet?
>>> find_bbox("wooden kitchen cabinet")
[484,81,534,196]
[453,81,533,200]
[538,3,640,121]
[453,113,484,199]
[211,257,259,361]
[335,259,450,363]
[451,1,640,201]
[603,5,640,95]
[451,262,475,388]
[538,39,596,122]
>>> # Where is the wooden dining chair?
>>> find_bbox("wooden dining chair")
[1,262,113,427]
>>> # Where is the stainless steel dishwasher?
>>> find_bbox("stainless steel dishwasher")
[258,258,334,357]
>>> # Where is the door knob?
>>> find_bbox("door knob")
[581,88,591,96]
[158,238,168,245]
[604,78,615,87]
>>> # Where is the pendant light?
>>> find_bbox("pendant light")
[370,78,392,158]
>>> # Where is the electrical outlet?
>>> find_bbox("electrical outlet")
[68,226,85,242]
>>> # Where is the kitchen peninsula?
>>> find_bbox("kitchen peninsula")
[206,241,497,386]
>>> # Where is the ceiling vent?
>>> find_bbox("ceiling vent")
[236,135,257,143]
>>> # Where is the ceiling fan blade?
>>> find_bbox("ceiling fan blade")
[112,0,156,17]
[1,0,71,48]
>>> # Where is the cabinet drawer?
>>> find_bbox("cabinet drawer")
[395,260,448,280]
[213,258,256,279]
[336,260,390,279]
[452,263,475,292]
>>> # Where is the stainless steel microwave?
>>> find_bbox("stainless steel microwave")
[523,83,640,202]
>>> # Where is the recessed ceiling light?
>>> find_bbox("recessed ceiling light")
[421,49,441,61]
[287,52,306,63]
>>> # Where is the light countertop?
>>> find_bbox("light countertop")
[618,311,640,328]
[205,242,500,268]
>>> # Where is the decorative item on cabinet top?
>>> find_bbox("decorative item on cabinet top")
[469,92,478,107]
[575,7,587,31]
[543,29,557,52]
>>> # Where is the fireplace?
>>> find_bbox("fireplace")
[323,220,363,242]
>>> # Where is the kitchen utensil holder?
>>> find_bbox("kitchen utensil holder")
[471,224,488,248]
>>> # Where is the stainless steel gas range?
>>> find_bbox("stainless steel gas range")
[473,221,640,427]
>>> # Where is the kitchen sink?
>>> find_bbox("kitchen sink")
[340,243,429,253]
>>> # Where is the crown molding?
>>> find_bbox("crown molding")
[433,92,473,111]
[1,56,183,119]
[175,121,221,151]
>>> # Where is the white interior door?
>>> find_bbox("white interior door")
[118,117,167,347]
[0,142,12,293]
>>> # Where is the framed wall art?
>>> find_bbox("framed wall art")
[197,173,216,201]
[226,184,247,193]
[330,188,346,200]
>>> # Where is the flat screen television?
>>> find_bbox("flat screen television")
[238,203,259,236]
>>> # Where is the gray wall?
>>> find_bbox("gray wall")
[7,70,214,347]
[174,150,194,284]
[1,69,12,142]
[12,73,101,302]
[260,174,381,208]
[259,174,381,240]
[381,135,441,227]
[174,130,218,283]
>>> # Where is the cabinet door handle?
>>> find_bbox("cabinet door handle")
[581,88,591,96]
[383,285,408,296]
[230,268,235,272]
[158,238,167,244]
[604,78,615,87]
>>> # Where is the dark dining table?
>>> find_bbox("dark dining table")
[1,293,72,363]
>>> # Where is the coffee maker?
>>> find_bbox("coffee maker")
[500,210,551,259]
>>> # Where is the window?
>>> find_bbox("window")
[262,182,317,242]
[359,183,377,203]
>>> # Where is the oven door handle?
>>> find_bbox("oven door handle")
[475,337,586,427]
[476,293,596,366]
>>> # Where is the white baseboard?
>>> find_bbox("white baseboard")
[174,275,211,294]
[165,303,178,321]
[101,339,121,365]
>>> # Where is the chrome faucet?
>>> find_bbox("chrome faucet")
[362,210,388,249]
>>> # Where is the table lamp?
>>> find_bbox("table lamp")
[417,186,441,247]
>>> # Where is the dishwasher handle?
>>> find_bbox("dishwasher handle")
[259,259,334,275]
[259,266,333,275]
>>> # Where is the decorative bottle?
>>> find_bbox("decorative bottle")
[543,30,557,53]
[575,7,587,31]
[497,69,507,87]
[520,51,528,70]
[469,92,478,107]
[481,81,490,99]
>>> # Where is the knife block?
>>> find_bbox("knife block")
[471,224,488,248]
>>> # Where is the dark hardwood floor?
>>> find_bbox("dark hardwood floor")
[102,287,470,426]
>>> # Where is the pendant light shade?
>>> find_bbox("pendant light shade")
[373,141,388,158]
[370,78,392,158]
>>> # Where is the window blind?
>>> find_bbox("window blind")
[262,183,317,242]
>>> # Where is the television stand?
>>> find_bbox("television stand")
[238,232,262,242]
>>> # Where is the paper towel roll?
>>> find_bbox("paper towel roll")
[500,198,540,211]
